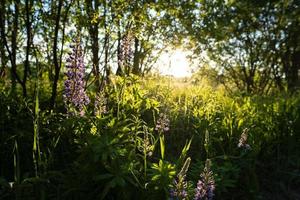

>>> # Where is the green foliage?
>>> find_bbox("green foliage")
[149,159,176,193]
[1,76,300,199]
[143,77,300,199]
[1,0,300,199]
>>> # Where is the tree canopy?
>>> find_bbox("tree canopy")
[0,0,299,102]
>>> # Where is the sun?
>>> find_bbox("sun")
[156,49,192,78]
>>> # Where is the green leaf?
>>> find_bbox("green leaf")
[159,135,165,160]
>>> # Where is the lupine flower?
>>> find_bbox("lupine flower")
[63,38,90,116]
[94,92,108,116]
[170,157,191,200]
[194,159,215,200]
[194,180,206,199]
[238,128,251,150]
[118,32,133,72]
[155,113,170,133]
[170,182,188,200]
[138,126,154,157]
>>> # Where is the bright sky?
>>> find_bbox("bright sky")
[156,49,192,78]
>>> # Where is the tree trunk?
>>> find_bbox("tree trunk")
[288,50,300,92]
[132,37,140,75]
[86,0,100,90]
[23,0,34,97]
[0,0,7,78]
[103,0,110,83]
[116,19,123,76]
[49,0,63,110]
[10,0,22,95]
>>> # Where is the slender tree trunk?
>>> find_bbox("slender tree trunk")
[116,19,123,76]
[11,1,19,94]
[86,0,100,90]
[288,50,300,92]
[10,0,22,95]
[287,30,300,92]
[59,1,72,73]
[0,0,7,77]
[132,37,140,75]
[103,0,110,83]
[91,3,100,90]
[23,0,34,97]
[282,25,300,93]
[50,0,63,110]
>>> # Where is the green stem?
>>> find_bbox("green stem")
[144,150,147,180]
[33,60,40,177]
[159,134,165,160]
[13,140,20,184]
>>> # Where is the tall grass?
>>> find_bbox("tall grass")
[0,74,299,199]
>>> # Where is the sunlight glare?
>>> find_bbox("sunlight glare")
[156,49,192,78]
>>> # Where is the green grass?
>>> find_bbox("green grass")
[0,74,300,199]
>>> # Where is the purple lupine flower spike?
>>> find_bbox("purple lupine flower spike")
[64,38,90,116]
[170,158,191,200]
[155,113,170,133]
[194,159,215,200]
[194,180,206,199]
[94,92,108,116]
[238,128,251,150]
[118,32,133,73]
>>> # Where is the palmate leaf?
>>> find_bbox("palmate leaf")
[96,160,137,200]
[150,159,176,189]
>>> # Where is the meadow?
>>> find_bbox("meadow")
[1,0,300,199]
[1,74,299,199]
